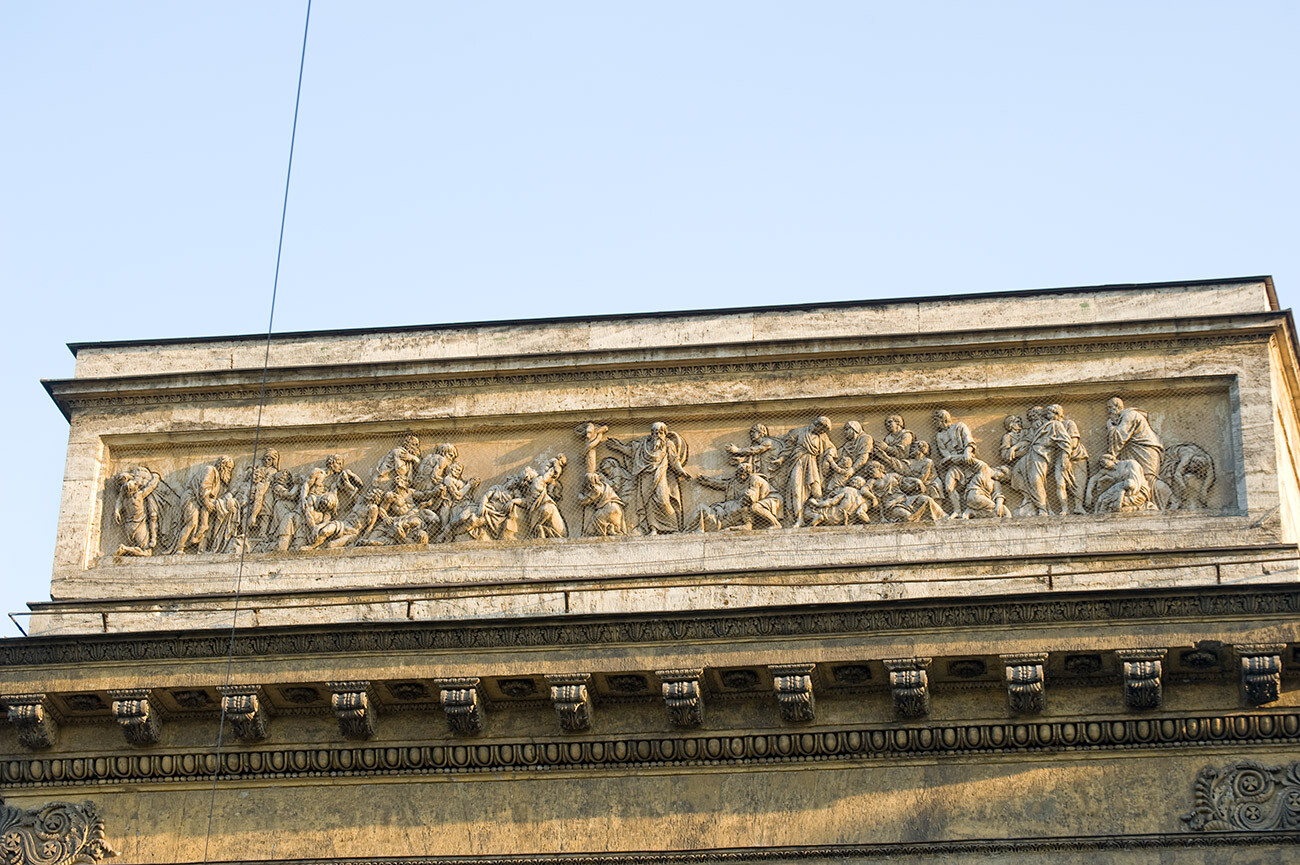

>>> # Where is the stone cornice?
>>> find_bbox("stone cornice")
[2,710,1297,788]
[44,315,1276,417]
[3,586,1297,667]
[113,832,1300,864]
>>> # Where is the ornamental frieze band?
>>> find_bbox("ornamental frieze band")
[102,393,1225,560]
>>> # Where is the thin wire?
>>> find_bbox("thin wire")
[202,2,312,861]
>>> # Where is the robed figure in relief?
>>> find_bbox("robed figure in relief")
[607,422,692,534]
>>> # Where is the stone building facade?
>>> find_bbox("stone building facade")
[2,277,1298,863]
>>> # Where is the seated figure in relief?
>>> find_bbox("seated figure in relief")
[112,466,165,557]
[580,471,627,537]
[1156,442,1216,510]
[694,463,782,532]
[725,423,786,489]
[598,457,636,515]
[801,476,874,528]
[932,409,976,517]
[1086,454,1154,513]
[371,434,423,492]
[959,456,1011,519]
[307,490,383,550]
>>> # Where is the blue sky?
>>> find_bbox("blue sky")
[2,2,1297,633]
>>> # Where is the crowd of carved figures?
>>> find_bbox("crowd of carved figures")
[108,396,1219,557]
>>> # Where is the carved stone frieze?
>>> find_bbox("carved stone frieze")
[100,388,1225,561]
[4,695,59,751]
[433,678,484,736]
[1001,654,1048,716]
[769,664,816,723]
[217,685,269,742]
[1236,644,1284,707]
[327,681,376,740]
[883,658,930,718]
[547,674,593,732]
[1117,648,1166,710]
[656,669,704,728]
[1183,760,1300,831]
[0,795,118,865]
[106,689,159,747]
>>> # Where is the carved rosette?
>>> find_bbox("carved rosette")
[1001,654,1047,716]
[434,678,484,736]
[1236,644,1284,707]
[1182,760,1300,831]
[883,658,931,718]
[217,686,269,742]
[0,795,118,865]
[327,681,376,740]
[4,695,59,751]
[106,689,159,747]
[1117,648,1166,710]
[546,674,593,732]
[770,664,816,723]
[656,669,704,728]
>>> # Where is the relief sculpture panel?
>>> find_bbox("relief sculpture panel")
[96,383,1235,562]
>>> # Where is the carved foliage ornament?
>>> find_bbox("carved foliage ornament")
[1183,761,1300,832]
[0,796,118,865]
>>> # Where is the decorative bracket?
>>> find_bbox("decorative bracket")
[0,794,119,865]
[107,689,159,747]
[1116,648,1166,710]
[546,673,592,732]
[217,685,269,742]
[883,658,931,718]
[327,681,376,740]
[656,668,704,728]
[1236,644,1284,707]
[1000,653,1048,716]
[433,677,484,736]
[770,664,816,723]
[4,694,60,750]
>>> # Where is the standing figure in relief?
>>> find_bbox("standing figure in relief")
[112,467,164,556]
[960,456,1011,519]
[1050,405,1089,515]
[171,455,235,554]
[268,469,303,551]
[238,449,281,548]
[372,434,422,492]
[580,472,626,537]
[606,422,691,535]
[694,463,782,532]
[932,410,976,517]
[1157,442,1217,510]
[525,456,568,539]
[1019,406,1072,516]
[1086,454,1152,513]
[999,414,1031,512]
[726,423,785,488]
[432,462,479,531]
[802,476,874,528]
[1105,397,1163,502]
[414,444,459,496]
[306,490,383,550]
[782,416,838,528]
